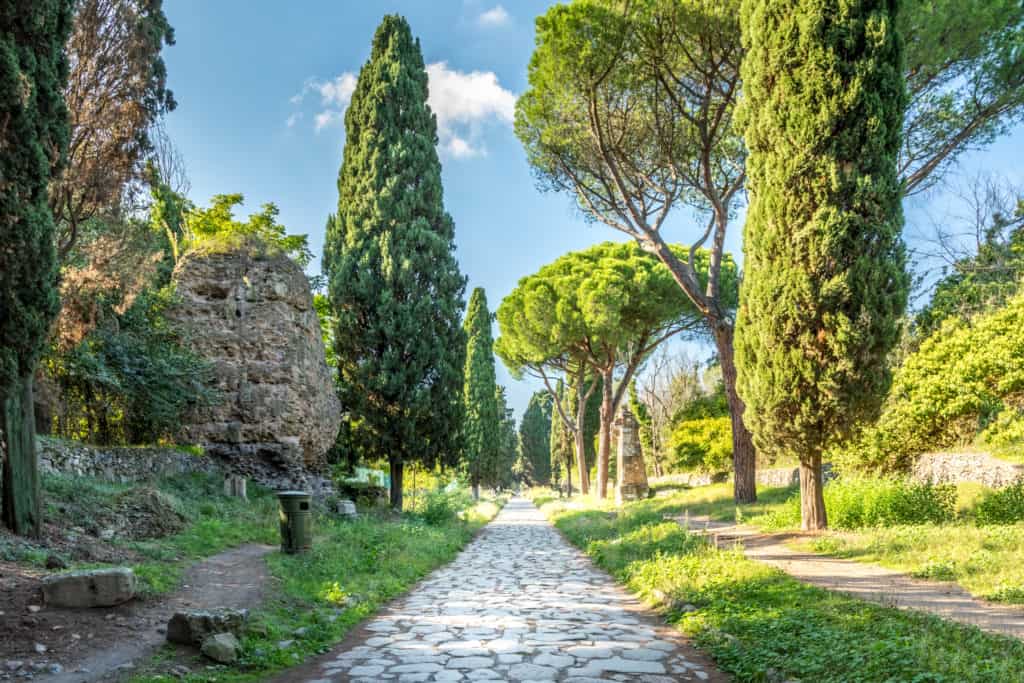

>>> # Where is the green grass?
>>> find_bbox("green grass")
[39,471,279,597]
[541,496,1024,682]
[793,523,1024,604]
[130,496,503,682]
[627,479,1024,605]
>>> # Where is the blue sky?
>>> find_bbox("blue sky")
[161,1,1023,419]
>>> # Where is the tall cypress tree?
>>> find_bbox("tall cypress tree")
[494,385,518,490]
[735,0,908,530]
[549,380,573,495]
[519,390,552,485]
[462,287,500,499]
[325,15,467,510]
[0,0,73,536]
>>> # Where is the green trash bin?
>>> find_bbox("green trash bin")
[277,491,313,553]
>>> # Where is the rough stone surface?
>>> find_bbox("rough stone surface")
[38,436,220,483]
[167,247,341,490]
[286,499,725,682]
[755,463,836,488]
[615,406,649,505]
[41,568,136,608]
[201,632,241,664]
[911,452,1024,489]
[333,498,357,518]
[166,608,249,645]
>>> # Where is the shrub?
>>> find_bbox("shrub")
[837,294,1024,473]
[782,477,956,529]
[417,488,472,526]
[975,480,1024,525]
[668,416,732,476]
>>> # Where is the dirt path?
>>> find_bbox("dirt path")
[30,543,274,682]
[672,513,1024,640]
[277,498,726,682]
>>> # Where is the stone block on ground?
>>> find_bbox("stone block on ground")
[333,498,357,518]
[42,567,136,608]
[201,632,241,664]
[166,608,249,645]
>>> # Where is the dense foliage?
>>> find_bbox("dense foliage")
[975,480,1024,525]
[496,241,731,497]
[324,15,467,510]
[735,0,908,529]
[519,390,552,485]
[548,380,573,492]
[668,389,732,477]
[461,288,500,496]
[770,478,958,530]
[0,0,74,536]
[844,293,1024,472]
[43,288,217,445]
[184,193,312,267]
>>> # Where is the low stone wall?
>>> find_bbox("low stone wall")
[37,437,337,496]
[38,437,221,483]
[911,452,1024,489]
[650,472,716,490]
[756,463,835,488]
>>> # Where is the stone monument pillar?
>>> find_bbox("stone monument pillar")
[615,404,649,505]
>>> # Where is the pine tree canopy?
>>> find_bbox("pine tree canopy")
[324,14,466,478]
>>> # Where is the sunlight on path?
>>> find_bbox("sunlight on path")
[293,498,724,682]
[674,513,1024,641]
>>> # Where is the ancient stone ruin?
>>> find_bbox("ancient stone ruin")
[615,404,649,505]
[167,245,340,491]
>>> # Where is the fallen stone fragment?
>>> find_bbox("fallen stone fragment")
[42,568,136,608]
[201,633,241,664]
[166,609,248,645]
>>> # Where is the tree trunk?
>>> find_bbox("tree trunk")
[574,393,591,495]
[595,370,614,499]
[389,457,404,511]
[1,376,42,537]
[471,481,480,501]
[565,455,573,497]
[800,454,827,530]
[711,323,757,504]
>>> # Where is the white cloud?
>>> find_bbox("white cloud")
[314,110,343,132]
[285,112,302,128]
[290,62,515,155]
[317,73,357,108]
[426,61,516,156]
[446,136,478,159]
[478,5,510,27]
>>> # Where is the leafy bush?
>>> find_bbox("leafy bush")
[781,477,956,529]
[838,294,1024,472]
[668,416,732,475]
[975,480,1024,525]
[43,286,220,445]
[417,488,472,526]
[667,384,732,476]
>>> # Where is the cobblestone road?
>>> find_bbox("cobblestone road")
[291,498,725,682]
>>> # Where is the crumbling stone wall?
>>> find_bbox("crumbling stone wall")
[166,246,341,489]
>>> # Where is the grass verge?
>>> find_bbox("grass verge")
[540,496,1024,682]
[612,480,1024,605]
